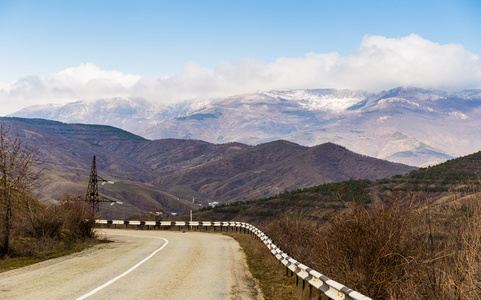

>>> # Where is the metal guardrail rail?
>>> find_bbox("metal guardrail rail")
[96,220,372,300]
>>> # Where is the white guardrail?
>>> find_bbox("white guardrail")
[95,220,371,300]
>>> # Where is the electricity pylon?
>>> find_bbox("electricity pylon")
[85,155,117,213]
[86,155,100,213]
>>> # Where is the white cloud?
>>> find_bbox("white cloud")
[1,34,481,115]
[0,63,142,114]
[332,34,481,90]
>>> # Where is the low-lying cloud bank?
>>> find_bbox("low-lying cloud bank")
[1,34,481,115]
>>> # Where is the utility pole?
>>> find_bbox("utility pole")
[86,155,100,213]
[190,210,193,230]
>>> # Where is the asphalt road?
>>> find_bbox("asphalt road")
[0,229,263,300]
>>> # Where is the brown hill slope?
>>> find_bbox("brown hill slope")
[0,118,196,218]
[193,148,481,226]
[153,141,416,202]
[0,117,417,218]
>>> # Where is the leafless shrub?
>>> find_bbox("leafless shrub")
[57,200,96,242]
[0,121,44,257]
[9,197,96,257]
[267,214,319,263]
[431,187,481,299]
[266,188,481,299]
[317,193,423,299]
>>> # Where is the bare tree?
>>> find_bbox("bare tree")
[0,121,43,258]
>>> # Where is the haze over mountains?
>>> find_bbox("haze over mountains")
[1,117,415,218]
[11,87,481,167]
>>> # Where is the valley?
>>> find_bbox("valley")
[1,117,415,219]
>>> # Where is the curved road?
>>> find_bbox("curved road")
[0,229,263,300]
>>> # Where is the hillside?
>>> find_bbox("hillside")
[0,117,197,219]
[201,150,481,300]
[194,149,481,224]
[154,141,416,203]
[0,117,416,218]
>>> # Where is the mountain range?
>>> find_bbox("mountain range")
[1,117,415,219]
[10,87,481,167]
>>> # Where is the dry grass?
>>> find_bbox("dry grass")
[227,231,316,300]
[0,239,102,273]
[265,188,481,299]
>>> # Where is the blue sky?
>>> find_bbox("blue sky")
[1,0,480,114]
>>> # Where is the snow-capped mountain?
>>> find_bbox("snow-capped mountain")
[10,87,481,167]
[262,89,371,112]
[12,97,197,132]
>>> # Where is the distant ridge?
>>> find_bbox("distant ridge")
[1,117,416,218]
[10,87,481,166]
[1,117,146,141]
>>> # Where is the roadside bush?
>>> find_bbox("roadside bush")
[9,199,96,257]
[266,189,481,299]
[267,214,319,264]
[430,190,481,300]
[316,195,423,299]
[57,201,96,242]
